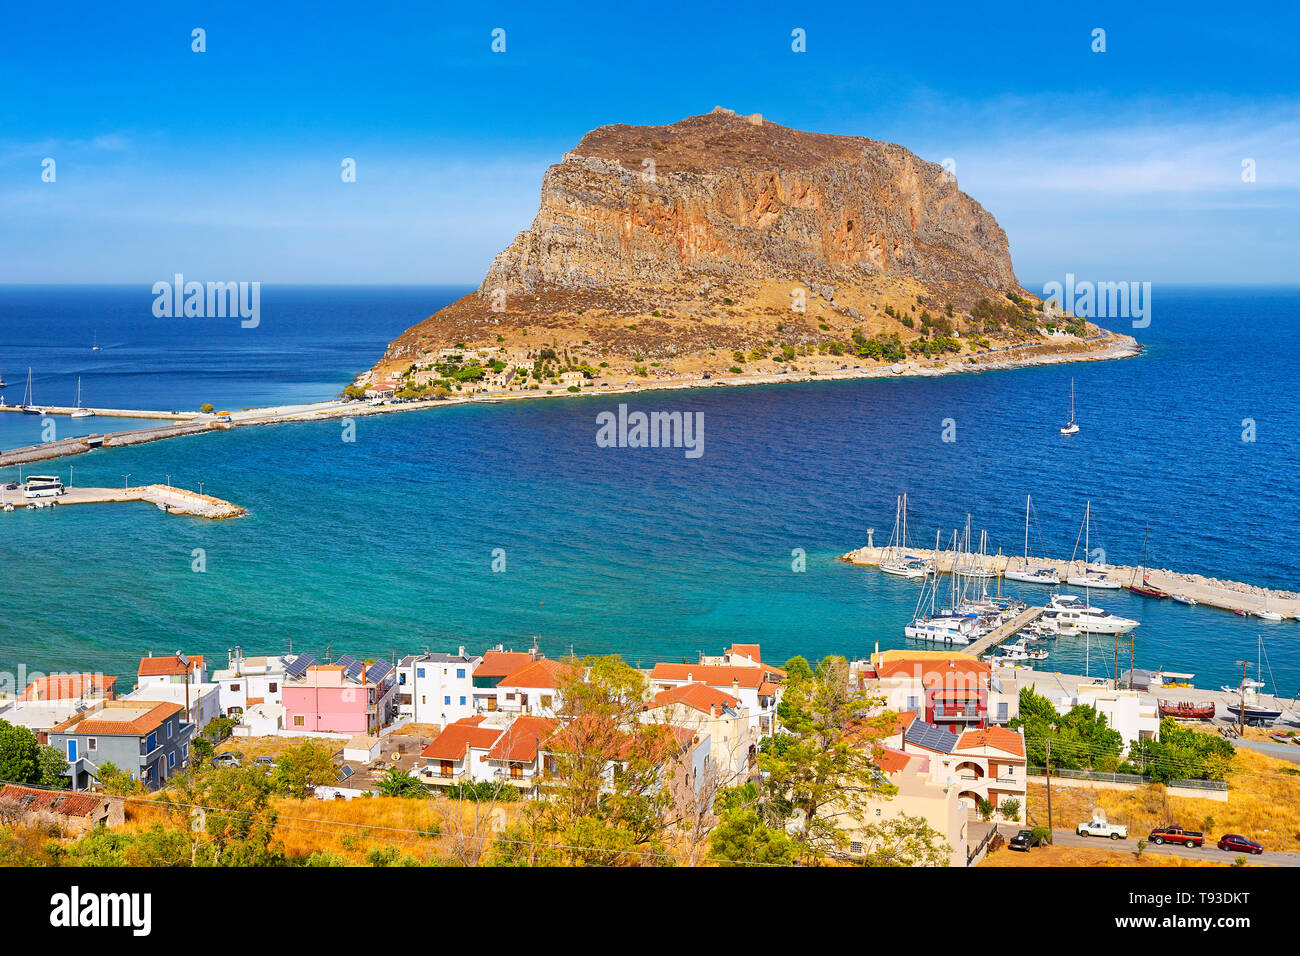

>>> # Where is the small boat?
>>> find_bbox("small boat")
[91,330,101,351]
[1060,378,1079,435]
[1233,608,1248,617]
[1256,610,1284,622]
[0,367,7,388]
[1170,593,1197,606]
[1158,700,1215,720]
[71,377,94,418]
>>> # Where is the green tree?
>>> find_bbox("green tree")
[60,825,192,867]
[855,814,949,867]
[200,402,215,413]
[707,810,799,866]
[94,761,147,796]
[758,656,898,862]
[268,743,340,799]
[0,720,40,783]
[375,768,426,799]
[35,745,70,789]
[163,764,284,866]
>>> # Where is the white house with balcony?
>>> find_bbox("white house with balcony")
[903,720,1027,822]
[1055,685,1161,754]
[397,649,480,726]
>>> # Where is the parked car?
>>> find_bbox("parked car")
[254,755,275,769]
[1148,825,1203,847]
[212,751,242,767]
[1217,834,1263,855]
[1077,819,1128,840]
[1009,829,1046,851]
[2,482,17,490]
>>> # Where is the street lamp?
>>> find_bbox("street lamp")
[122,473,131,490]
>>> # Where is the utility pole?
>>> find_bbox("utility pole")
[1044,738,1053,843]
[1236,660,1251,737]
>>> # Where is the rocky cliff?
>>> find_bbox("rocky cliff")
[482,107,1016,300]
[362,109,1129,393]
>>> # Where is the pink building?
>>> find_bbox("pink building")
[282,658,397,736]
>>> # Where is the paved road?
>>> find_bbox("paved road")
[973,822,1300,866]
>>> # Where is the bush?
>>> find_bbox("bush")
[200,403,215,413]
[999,798,1022,821]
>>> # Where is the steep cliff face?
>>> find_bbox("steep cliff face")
[362,109,1125,390]
[481,108,1017,300]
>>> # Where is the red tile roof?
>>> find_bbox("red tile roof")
[496,658,576,689]
[138,654,204,677]
[0,785,108,818]
[486,716,560,762]
[474,651,537,680]
[23,673,117,701]
[52,700,184,737]
[648,682,741,715]
[875,747,913,775]
[874,656,990,684]
[957,727,1026,758]
[650,664,769,689]
[420,718,504,760]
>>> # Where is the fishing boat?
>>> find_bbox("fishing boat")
[1059,377,1079,435]
[1158,700,1215,720]
[1000,640,1048,661]
[1003,494,1060,584]
[1127,526,1170,598]
[1064,502,1122,589]
[19,368,42,414]
[1223,638,1286,725]
[879,494,927,579]
[71,377,95,418]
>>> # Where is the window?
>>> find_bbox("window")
[146,732,158,752]
[166,720,173,738]
[456,668,466,679]
[444,696,451,705]
[293,715,305,727]
[459,696,466,706]
[87,738,97,752]
[417,668,426,679]
[268,682,277,693]
[168,752,176,769]
[231,683,241,692]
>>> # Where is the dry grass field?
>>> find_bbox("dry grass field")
[980,844,1227,868]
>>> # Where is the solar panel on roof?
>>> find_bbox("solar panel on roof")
[367,660,392,683]
[905,719,959,754]
[335,654,365,682]
[284,654,319,679]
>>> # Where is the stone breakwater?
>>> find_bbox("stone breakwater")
[842,545,1300,618]
[0,484,244,520]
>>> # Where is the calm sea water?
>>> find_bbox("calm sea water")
[0,285,1296,696]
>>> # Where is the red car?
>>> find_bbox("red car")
[1217,834,1263,855]
[1148,825,1203,847]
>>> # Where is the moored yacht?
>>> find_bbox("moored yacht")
[1004,494,1061,584]
[1041,593,1138,634]
[71,377,95,418]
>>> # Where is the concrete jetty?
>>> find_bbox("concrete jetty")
[0,405,194,421]
[0,483,244,519]
[843,545,1300,620]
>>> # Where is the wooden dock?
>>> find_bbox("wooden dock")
[842,545,1300,620]
[0,484,244,519]
[966,605,1044,658]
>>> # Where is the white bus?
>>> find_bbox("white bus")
[24,475,65,499]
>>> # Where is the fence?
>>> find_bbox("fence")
[1028,766,1226,792]
[966,826,997,866]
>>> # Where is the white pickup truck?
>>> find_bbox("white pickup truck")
[1076,819,1128,840]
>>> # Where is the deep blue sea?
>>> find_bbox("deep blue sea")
[0,285,1296,696]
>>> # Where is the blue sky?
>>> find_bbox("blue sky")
[2,0,1297,285]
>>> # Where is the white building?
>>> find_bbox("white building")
[1056,685,1161,753]
[211,650,290,717]
[397,650,481,727]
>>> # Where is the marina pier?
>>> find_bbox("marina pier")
[1,483,244,519]
[843,544,1300,619]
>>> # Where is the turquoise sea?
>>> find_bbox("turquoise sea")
[0,285,1296,696]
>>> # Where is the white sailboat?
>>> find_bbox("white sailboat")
[20,368,42,414]
[1060,378,1079,435]
[0,367,7,388]
[92,330,101,351]
[1065,501,1122,589]
[71,377,94,418]
[880,493,927,578]
[1003,494,1060,584]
